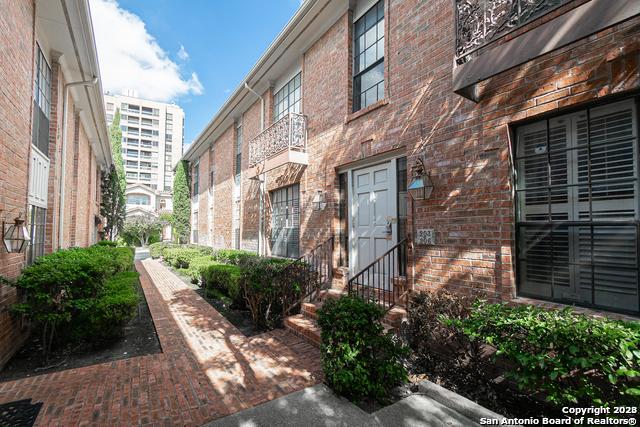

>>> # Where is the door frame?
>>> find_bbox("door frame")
[347,158,398,276]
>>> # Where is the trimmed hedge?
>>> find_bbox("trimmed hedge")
[71,271,139,341]
[317,296,408,401]
[239,257,299,330]
[163,247,205,269]
[12,245,136,354]
[202,263,242,306]
[96,240,118,247]
[450,301,640,407]
[186,255,217,284]
[212,249,257,266]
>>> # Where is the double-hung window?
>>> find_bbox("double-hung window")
[235,124,242,176]
[515,99,639,314]
[273,73,301,122]
[33,45,52,155]
[192,162,200,196]
[353,0,384,111]
[27,206,46,265]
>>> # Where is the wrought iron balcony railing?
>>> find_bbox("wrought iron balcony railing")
[249,112,307,168]
[455,0,570,64]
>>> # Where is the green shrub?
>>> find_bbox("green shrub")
[212,249,257,266]
[239,257,294,329]
[95,240,117,247]
[163,247,203,268]
[451,301,640,407]
[90,246,134,275]
[13,247,114,354]
[317,296,408,401]
[149,242,175,258]
[186,255,217,284]
[202,263,242,305]
[12,245,135,355]
[71,271,139,341]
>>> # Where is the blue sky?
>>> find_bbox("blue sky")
[90,0,301,148]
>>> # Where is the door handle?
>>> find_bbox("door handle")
[385,220,392,234]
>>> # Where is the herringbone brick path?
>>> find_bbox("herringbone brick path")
[0,259,321,426]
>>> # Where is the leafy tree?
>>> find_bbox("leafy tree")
[100,108,126,239]
[120,215,162,247]
[173,160,191,243]
[110,108,127,195]
[100,166,126,239]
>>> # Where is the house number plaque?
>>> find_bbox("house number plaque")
[416,229,435,245]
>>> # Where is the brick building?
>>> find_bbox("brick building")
[0,0,112,367]
[182,0,640,317]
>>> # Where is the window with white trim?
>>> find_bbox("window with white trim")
[353,0,384,111]
[32,45,52,156]
[515,99,639,314]
[27,205,46,265]
[273,73,301,122]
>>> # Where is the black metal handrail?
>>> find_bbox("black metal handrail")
[348,238,408,312]
[281,235,334,316]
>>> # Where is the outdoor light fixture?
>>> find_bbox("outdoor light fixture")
[408,157,434,200]
[312,190,327,211]
[2,213,30,253]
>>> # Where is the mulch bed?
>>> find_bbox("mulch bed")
[0,281,161,382]
[194,288,261,337]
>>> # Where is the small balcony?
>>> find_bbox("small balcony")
[248,112,308,176]
[455,0,570,65]
[451,0,635,101]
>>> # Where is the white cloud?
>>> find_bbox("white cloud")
[177,45,189,61]
[90,0,203,101]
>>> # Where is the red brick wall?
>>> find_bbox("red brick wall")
[194,0,640,308]
[0,0,34,368]
[207,125,235,248]
[0,0,110,367]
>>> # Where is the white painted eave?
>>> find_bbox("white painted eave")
[36,0,112,169]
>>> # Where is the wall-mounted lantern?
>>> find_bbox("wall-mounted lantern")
[312,190,327,211]
[2,213,30,253]
[408,157,434,200]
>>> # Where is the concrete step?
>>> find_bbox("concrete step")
[284,314,321,347]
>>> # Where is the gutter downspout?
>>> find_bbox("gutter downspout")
[58,77,98,249]
[244,83,266,256]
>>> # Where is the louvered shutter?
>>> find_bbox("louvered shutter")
[574,102,638,312]
[516,120,571,298]
[516,99,639,313]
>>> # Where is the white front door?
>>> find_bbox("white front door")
[349,161,397,281]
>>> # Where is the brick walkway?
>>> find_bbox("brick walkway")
[0,259,321,426]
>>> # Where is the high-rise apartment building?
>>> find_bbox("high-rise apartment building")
[104,92,184,217]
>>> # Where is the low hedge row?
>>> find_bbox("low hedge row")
[12,244,137,355]
[201,263,243,306]
[71,271,139,342]
[450,301,640,407]
[406,290,640,409]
